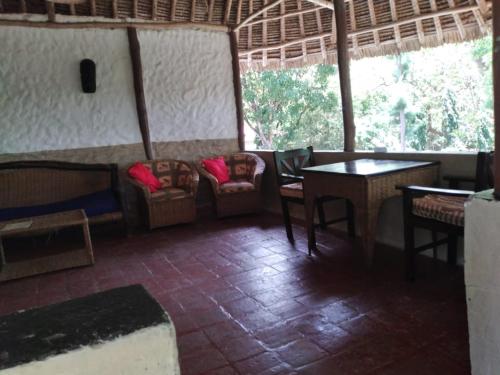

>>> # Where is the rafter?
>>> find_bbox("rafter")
[263,0,268,66]
[89,0,96,16]
[234,0,285,31]
[280,0,285,67]
[316,9,327,61]
[297,0,308,62]
[348,0,358,55]
[429,0,444,42]
[152,0,157,20]
[224,0,233,24]
[388,0,402,49]
[367,0,380,46]
[447,0,466,39]
[411,0,425,44]
[239,3,483,55]
[245,5,322,27]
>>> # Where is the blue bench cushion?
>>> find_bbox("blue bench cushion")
[0,190,120,222]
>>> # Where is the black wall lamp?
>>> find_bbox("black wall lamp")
[80,59,96,93]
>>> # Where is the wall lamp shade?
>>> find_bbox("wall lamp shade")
[80,59,96,93]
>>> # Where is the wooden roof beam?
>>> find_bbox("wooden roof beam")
[429,0,444,42]
[348,0,358,56]
[280,0,285,67]
[411,0,425,44]
[247,0,253,66]
[234,0,285,31]
[447,0,466,39]
[224,0,233,24]
[20,0,27,13]
[235,0,243,40]
[245,6,322,27]
[388,0,402,49]
[297,0,308,62]
[316,9,327,61]
[367,0,380,46]
[306,0,333,10]
[263,0,268,66]
[349,4,479,37]
[239,3,482,54]
[89,0,96,16]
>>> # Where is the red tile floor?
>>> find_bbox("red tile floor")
[0,214,470,374]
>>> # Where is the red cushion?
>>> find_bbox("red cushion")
[128,162,161,193]
[202,156,230,185]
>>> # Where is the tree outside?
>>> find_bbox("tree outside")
[242,37,493,152]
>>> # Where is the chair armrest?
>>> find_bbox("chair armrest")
[443,175,476,189]
[196,165,220,194]
[190,167,200,197]
[127,177,151,200]
[280,173,303,183]
[396,185,474,198]
[249,154,266,191]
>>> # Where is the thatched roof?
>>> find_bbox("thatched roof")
[0,0,493,71]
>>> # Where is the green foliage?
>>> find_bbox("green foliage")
[242,37,494,152]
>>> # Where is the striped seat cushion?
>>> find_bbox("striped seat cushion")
[219,180,255,194]
[412,194,468,227]
[279,182,303,199]
[151,187,191,201]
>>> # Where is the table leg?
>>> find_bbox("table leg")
[304,191,317,256]
[0,237,5,271]
[355,203,382,267]
[82,222,94,264]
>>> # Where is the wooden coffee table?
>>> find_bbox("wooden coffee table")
[0,210,94,282]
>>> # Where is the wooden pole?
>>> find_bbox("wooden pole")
[229,31,245,151]
[127,27,154,160]
[333,0,355,152]
[494,0,500,198]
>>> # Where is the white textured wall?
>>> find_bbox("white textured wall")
[138,29,237,142]
[0,27,142,153]
[465,196,500,375]
[0,26,237,155]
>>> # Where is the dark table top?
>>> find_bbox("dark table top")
[301,159,439,177]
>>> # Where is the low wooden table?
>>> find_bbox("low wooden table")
[302,159,440,267]
[0,210,94,282]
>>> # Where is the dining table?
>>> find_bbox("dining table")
[301,158,440,267]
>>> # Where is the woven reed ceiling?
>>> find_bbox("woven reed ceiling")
[0,0,493,71]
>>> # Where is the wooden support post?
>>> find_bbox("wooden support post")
[127,28,154,160]
[47,2,56,22]
[333,0,355,152]
[229,31,245,151]
[494,0,500,198]
[89,0,96,16]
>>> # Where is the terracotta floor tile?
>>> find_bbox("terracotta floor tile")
[0,214,469,375]
[276,338,328,368]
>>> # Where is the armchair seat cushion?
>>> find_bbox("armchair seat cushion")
[150,187,192,201]
[220,180,255,194]
[279,182,303,199]
[412,194,467,227]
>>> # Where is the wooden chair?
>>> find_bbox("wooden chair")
[273,146,355,243]
[398,152,494,281]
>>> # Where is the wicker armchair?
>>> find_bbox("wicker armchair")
[129,160,199,229]
[198,153,266,217]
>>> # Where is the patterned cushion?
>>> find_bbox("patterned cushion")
[151,187,191,201]
[219,180,255,194]
[279,182,303,199]
[412,194,467,226]
[142,160,193,192]
[225,154,257,182]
